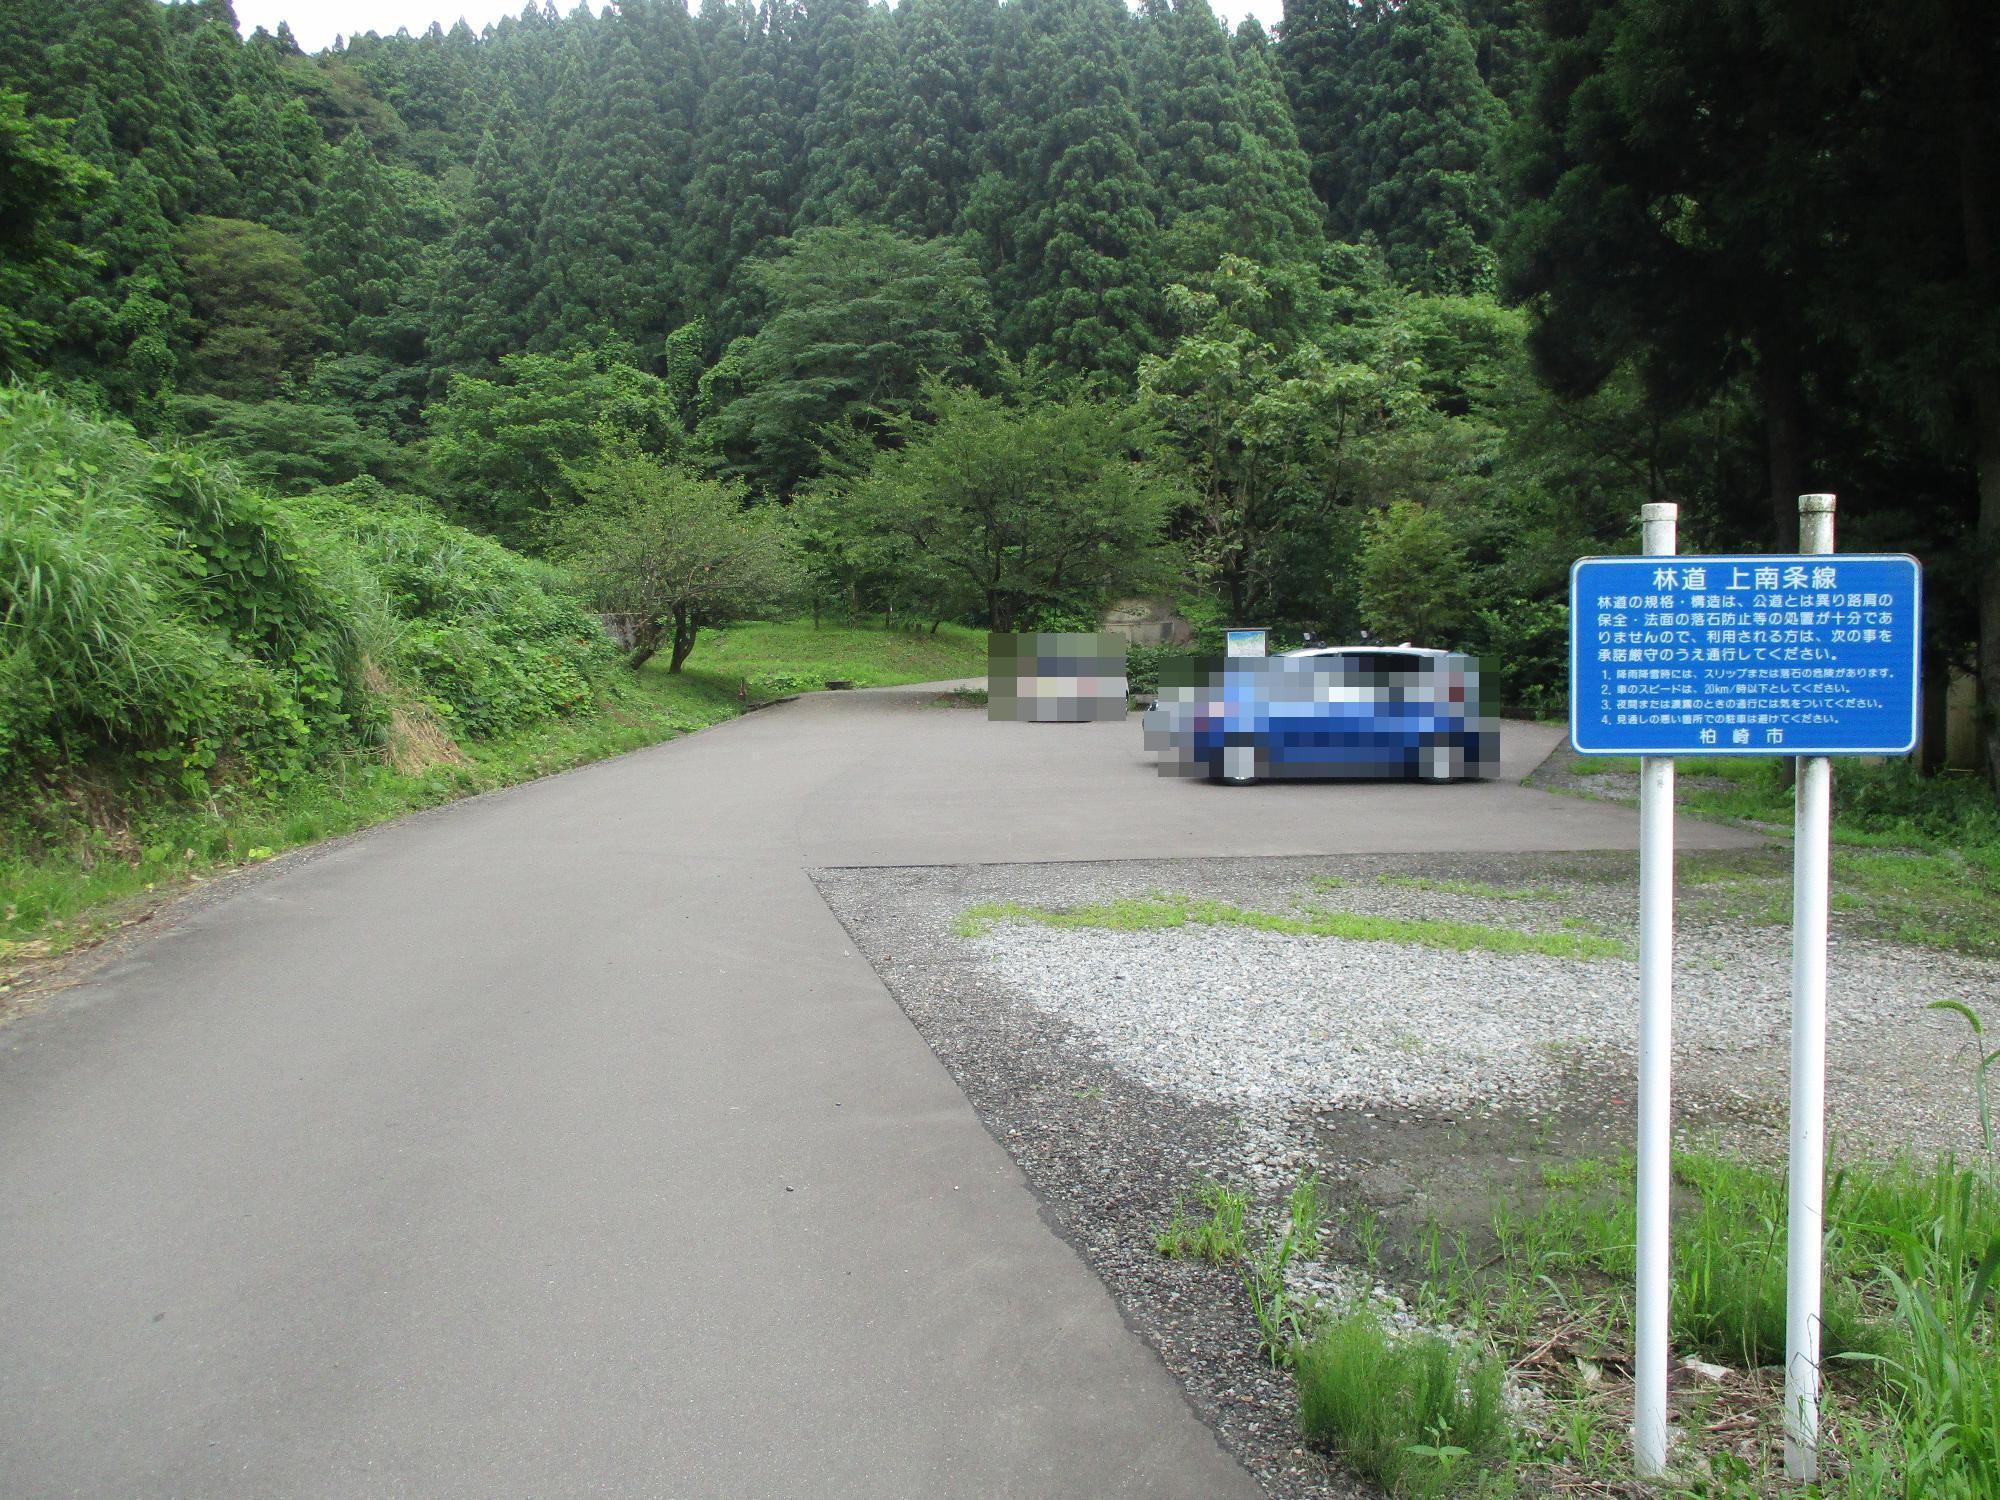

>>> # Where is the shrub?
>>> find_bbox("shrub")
[1468,596,1567,716]
[745,669,824,698]
[1125,640,1190,698]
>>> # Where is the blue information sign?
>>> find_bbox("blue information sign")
[1569,553,1921,756]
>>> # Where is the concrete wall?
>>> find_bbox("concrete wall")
[1099,598,1193,647]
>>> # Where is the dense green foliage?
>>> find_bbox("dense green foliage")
[696,225,995,493]
[0,386,618,817]
[0,0,1991,788]
[798,377,1180,630]
[552,448,803,670]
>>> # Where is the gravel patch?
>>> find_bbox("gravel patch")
[815,851,1999,1499]
[971,925,1626,1117]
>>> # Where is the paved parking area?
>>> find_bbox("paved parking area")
[0,688,1755,1499]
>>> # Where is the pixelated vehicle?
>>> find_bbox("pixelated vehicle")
[988,631,1129,722]
[1142,645,1499,784]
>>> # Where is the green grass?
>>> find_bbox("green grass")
[1571,754,1770,784]
[661,618,987,698]
[1377,875,1553,901]
[1404,1135,1999,1495]
[1156,1180,1251,1263]
[1572,752,2000,958]
[1295,1307,1509,1499]
[1670,761,2000,957]
[1,621,978,977]
[955,893,1626,959]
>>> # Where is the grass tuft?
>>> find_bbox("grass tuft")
[1156,1180,1251,1263]
[955,893,1625,959]
[1295,1307,1508,1498]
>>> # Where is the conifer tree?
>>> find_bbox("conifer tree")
[214,91,309,228]
[37,0,204,215]
[35,101,190,417]
[1277,0,1362,220]
[306,128,430,377]
[1343,0,1507,291]
[1136,0,1320,285]
[680,0,803,344]
[530,0,696,354]
[427,93,546,380]
[1001,0,1163,377]
[0,0,75,100]
[794,0,902,228]
[875,0,989,237]
[0,92,112,374]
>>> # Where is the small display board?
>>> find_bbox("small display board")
[1224,628,1268,658]
[1569,553,1921,756]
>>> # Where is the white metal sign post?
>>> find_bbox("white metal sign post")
[1568,496,1921,1484]
[1785,494,1836,1482]
[1633,502,1677,1480]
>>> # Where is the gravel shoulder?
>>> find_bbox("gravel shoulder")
[813,851,1998,1498]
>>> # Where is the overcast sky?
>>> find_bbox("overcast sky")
[237,0,1288,53]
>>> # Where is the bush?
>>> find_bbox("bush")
[1468,596,1567,716]
[1125,640,1203,698]
[744,669,824,698]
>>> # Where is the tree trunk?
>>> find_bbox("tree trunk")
[1920,644,1951,777]
[625,617,666,671]
[1759,346,1807,552]
[668,605,697,673]
[1976,371,2000,796]
[1954,0,2000,796]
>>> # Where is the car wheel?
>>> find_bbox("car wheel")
[1222,745,1258,784]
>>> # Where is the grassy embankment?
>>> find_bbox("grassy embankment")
[0,620,983,978]
[0,388,985,982]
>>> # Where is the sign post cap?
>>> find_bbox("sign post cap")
[1639,502,1679,522]
[1799,493,1837,514]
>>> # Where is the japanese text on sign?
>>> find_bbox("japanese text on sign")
[1568,554,1921,756]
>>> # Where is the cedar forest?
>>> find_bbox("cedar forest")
[1,0,1997,825]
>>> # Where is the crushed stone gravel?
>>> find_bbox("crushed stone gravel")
[815,849,1998,1499]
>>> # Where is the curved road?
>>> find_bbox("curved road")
[0,690,1755,1498]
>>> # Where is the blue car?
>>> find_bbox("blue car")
[1142,646,1500,784]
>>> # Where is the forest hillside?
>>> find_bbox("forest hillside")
[0,0,1996,796]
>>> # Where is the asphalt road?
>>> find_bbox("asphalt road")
[0,691,1758,1499]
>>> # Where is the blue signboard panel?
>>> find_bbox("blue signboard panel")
[1569,554,1921,756]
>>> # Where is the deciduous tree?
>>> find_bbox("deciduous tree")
[552,449,803,671]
